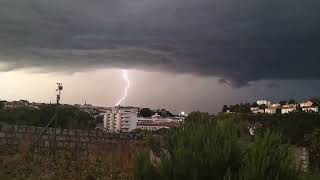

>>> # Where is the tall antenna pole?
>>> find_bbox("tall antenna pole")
[25,83,63,155]
[55,83,63,127]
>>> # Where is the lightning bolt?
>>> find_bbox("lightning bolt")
[116,70,130,106]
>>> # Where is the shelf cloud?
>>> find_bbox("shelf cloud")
[1,0,320,87]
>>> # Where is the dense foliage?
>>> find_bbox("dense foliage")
[305,129,320,170]
[233,112,320,146]
[138,108,174,118]
[134,114,300,180]
[0,105,97,130]
[138,108,155,117]
[222,103,251,113]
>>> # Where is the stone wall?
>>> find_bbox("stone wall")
[293,147,309,173]
[0,124,143,152]
[0,124,310,173]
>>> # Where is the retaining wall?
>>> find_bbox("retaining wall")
[0,124,143,152]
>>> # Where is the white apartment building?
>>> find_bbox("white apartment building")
[257,100,272,106]
[103,106,139,133]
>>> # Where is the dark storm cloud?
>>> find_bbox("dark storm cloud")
[1,0,320,87]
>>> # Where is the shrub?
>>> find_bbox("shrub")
[134,116,301,180]
[239,131,299,180]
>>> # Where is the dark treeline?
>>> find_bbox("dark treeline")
[138,108,174,118]
[0,104,97,130]
[218,112,320,146]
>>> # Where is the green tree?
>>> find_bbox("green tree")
[157,109,174,118]
[139,108,155,117]
[184,111,211,123]
[252,102,259,108]
[0,101,4,109]
[280,101,287,106]
[258,104,267,110]
[289,99,297,104]
[222,105,229,112]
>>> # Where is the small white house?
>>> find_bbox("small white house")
[281,104,297,114]
[136,121,179,131]
[265,107,277,114]
[265,104,281,114]
[302,106,319,113]
[257,100,271,106]
[250,107,265,114]
[300,101,314,108]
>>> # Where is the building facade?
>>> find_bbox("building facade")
[265,104,281,114]
[103,106,139,133]
[265,107,277,114]
[302,106,319,113]
[250,107,265,114]
[138,113,184,123]
[281,104,297,114]
[300,101,314,108]
[136,121,180,131]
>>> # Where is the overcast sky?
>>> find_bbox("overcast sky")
[0,0,320,113]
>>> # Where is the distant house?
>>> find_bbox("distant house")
[265,104,281,114]
[136,121,180,131]
[300,101,319,113]
[250,107,265,114]
[302,106,319,113]
[257,100,271,106]
[265,107,277,114]
[281,104,297,114]
[300,101,314,108]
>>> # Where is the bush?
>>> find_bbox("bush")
[134,115,301,180]
[239,131,298,180]
[133,150,159,180]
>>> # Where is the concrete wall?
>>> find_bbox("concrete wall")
[0,124,143,152]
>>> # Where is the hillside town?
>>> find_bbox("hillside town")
[223,99,319,114]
